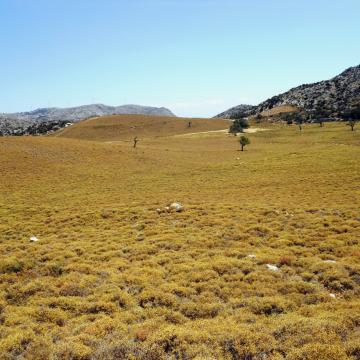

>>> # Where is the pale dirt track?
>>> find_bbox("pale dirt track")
[173,127,269,137]
[105,128,269,143]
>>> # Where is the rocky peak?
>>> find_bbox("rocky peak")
[215,64,360,119]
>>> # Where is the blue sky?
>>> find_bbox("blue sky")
[0,0,359,117]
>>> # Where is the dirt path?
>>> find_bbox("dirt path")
[174,127,269,137]
[244,128,269,134]
[104,128,269,143]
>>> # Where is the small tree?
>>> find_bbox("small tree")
[342,106,360,131]
[188,121,192,128]
[229,118,249,135]
[347,119,357,131]
[239,135,250,151]
[281,112,300,126]
[294,113,304,131]
[133,136,139,148]
[312,106,330,126]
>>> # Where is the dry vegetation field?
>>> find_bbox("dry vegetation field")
[55,115,230,141]
[0,116,359,359]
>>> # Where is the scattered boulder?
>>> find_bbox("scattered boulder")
[266,264,279,272]
[247,254,257,259]
[324,260,337,264]
[169,203,184,212]
[29,236,39,242]
[329,293,336,299]
[156,203,184,214]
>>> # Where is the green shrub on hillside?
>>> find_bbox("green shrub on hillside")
[229,118,249,134]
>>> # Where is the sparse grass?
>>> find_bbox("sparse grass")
[0,119,359,359]
[55,114,230,142]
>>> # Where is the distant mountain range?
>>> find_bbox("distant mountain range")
[215,64,360,119]
[0,104,175,135]
[2,65,359,135]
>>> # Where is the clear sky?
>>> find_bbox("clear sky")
[0,0,359,117]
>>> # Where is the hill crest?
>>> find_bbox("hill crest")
[55,114,230,141]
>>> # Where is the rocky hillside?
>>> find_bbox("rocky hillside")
[215,104,256,119]
[0,104,175,136]
[215,64,360,119]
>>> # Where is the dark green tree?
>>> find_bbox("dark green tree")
[229,118,249,135]
[348,119,357,131]
[281,112,304,127]
[133,136,139,148]
[294,113,304,131]
[342,106,360,131]
[312,106,331,127]
[239,135,250,151]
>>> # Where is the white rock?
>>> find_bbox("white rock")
[329,293,336,299]
[324,260,337,264]
[266,264,279,271]
[247,254,256,259]
[169,202,184,212]
[29,236,39,242]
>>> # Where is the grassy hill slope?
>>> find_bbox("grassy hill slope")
[55,114,230,141]
[0,122,359,359]
[260,105,299,117]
